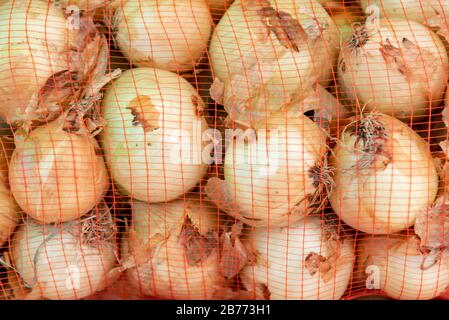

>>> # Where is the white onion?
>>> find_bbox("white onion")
[360,0,449,24]
[10,204,118,300]
[338,18,448,119]
[0,138,19,247]
[330,113,439,234]
[206,112,328,228]
[0,0,110,126]
[101,68,209,203]
[240,216,354,300]
[209,0,339,126]
[122,199,225,299]
[113,0,212,72]
[9,111,109,224]
[357,233,449,300]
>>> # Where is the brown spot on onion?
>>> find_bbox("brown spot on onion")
[126,95,160,132]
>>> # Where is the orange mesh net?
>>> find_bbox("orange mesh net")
[0,0,448,300]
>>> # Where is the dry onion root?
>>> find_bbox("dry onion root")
[6,203,119,300]
[338,18,448,119]
[239,216,354,300]
[121,199,239,300]
[206,112,329,228]
[9,102,110,224]
[209,0,339,126]
[113,0,212,73]
[330,112,439,234]
[0,0,112,127]
[100,68,210,203]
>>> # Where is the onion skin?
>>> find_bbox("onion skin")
[220,113,327,228]
[101,68,209,203]
[338,19,448,119]
[11,216,117,300]
[123,199,223,300]
[240,217,354,300]
[9,116,109,224]
[209,0,339,125]
[357,235,449,300]
[330,113,438,234]
[114,0,212,72]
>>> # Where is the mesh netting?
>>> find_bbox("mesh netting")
[0,0,449,300]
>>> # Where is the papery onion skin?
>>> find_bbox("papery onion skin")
[209,0,339,125]
[114,0,212,72]
[240,217,354,300]
[123,199,223,300]
[9,116,109,224]
[101,68,209,203]
[221,113,327,228]
[338,19,448,119]
[357,235,449,300]
[330,113,438,234]
[11,214,117,300]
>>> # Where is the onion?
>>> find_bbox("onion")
[338,18,448,119]
[122,199,225,299]
[360,0,449,24]
[9,203,118,300]
[357,232,449,300]
[331,11,362,47]
[0,0,111,126]
[100,68,209,203]
[55,0,111,11]
[239,216,354,300]
[113,0,212,72]
[209,0,339,126]
[0,138,19,247]
[9,109,109,224]
[330,113,439,234]
[206,112,328,228]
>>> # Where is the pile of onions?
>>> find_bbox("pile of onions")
[357,231,449,300]
[0,138,19,247]
[121,199,225,299]
[113,0,212,72]
[9,110,109,224]
[239,216,354,300]
[206,112,328,228]
[0,0,110,126]
[209,0,339,126]
[9,203,119,300]
[338,18,448,119]
[100,68,209,203]
[330,113,439,234]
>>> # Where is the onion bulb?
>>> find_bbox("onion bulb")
[0,138,19,247]
[209,0,339,126]
[206,112,328,228]
[357,232,449,300]
[360,0,449,25]
[330,113,438,234]
[240,216,354,300]
[101,68,209,203]
[338,18,448,119]
[113,0,212,72]
[9,203,118,300]
[0,0,111,126]
[9,110,109,224]
[122,199,225,299]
